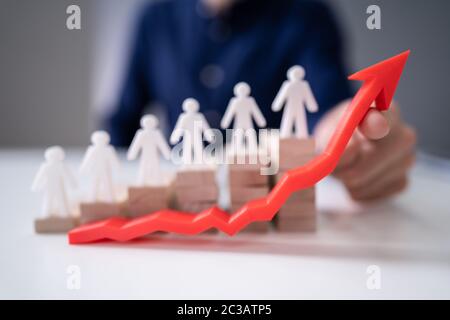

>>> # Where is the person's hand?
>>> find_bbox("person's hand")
[314,100,417,202]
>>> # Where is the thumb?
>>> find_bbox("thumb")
[359,108,390,140]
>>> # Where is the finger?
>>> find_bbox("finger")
[359,108,390,140]
[350,176,409,202]
[334,125,416,189]
[346,153,415,200]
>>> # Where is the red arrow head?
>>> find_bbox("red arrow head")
[348,50,410,111]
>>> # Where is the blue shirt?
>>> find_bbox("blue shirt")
[107,0,352,146]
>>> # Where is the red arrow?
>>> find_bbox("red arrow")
[68,51,410,244]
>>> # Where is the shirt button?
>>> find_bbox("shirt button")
[200,64,224,89]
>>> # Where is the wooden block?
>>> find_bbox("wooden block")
[242,221,271,233]
[277,138,315,170]
[228,161,266,170]
[230,186,269,203]
[126,186,171,217]
[273,177,316,219]
[177,201,217,213]
[127,202,168,218]
[128,186,170,205]
[167,191,178,209]
[281,198,316,211]
[275,216,317,232]
[278,154,315,171]
[229,167,268,187]
[281,187,315,204]
[279,149,315,161]
[174,169,216,188]
[175,185,218,204]
[35,216,79,234]
[278,203,316,219]
[225,151,266,165]
[279,138,315,156]
[277,191,316,219]
[80,202,124,224]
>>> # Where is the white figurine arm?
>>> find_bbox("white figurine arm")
[220,98,237,129]
[201,115,214,143]
[303,82,319,113]
[271,81,289,112]
[31,164,47,192]
[170,116,184,144]
[79,146,95,173]
[250,98,267,128]
[127,130,143,160]
[156,131,172,160]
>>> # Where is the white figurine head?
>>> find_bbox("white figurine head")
[234,82,250,97]
[91,131,110,146]
[45,146,65,163]
[182,98,199,113]
[287,65,305,81]
[141,114,158,129]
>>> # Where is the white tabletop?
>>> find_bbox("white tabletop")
[1,149,450,299]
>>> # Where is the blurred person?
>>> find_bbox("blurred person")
[106,0,416,201]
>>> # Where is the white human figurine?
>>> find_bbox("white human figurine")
[170,98,214,166]
[220,82,266,154]
[127,115,171,186]
[80,131,120,202]
[272,65,319,139]
[31,146,76,218]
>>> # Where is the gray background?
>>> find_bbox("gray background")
[0,0,449,157]
[0,0,91,147]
